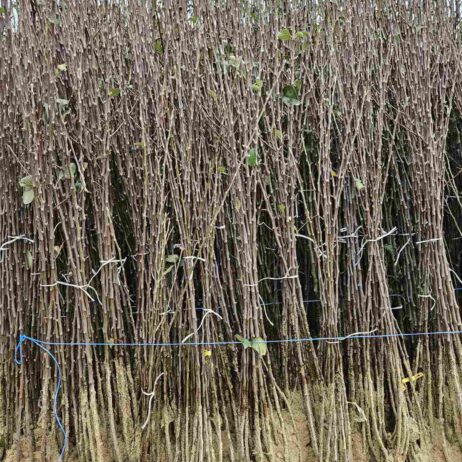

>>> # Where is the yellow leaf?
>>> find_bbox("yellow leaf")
[401,372,424,391]
[204,350,212,358]
[207,89,218,101]
[25,250,33,269]
[273,129,283,141]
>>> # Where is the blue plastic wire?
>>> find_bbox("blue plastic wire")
[14,327,462,461]
[15,335,66,461]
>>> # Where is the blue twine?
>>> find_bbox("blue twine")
[14,328,462,461]
[15,335,66,461]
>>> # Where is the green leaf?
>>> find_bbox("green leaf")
[217,166,227,174]
[22,189,35,205]
[246,148,258,167]
[355,178,365,191]
[278,203,286,215]
[228,55,239,68]
[235,334,252,349]
[251,79,263,94]
[166,254,179,264]
[282,85,301,106]
[277,28,292,41]
[47,16,61,26]
[68,163,77,178]
[19,176,34,189]
[295,31,309,40]
[59,163,77,180]
[0,7,6,14]
[56,98,69,106]
[349,402,367,423]
[154,38,164,54]
[25,250,33,269]
[251,337,267,356]
[273,129,283,141]
[384,244,394,255]
[57,63,67,72]
[208,89,219,101]
[108,87,120,97]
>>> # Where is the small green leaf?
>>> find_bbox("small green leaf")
[251,337,267,356]
[108,87,120,97]
[25,250,33,269]
[19,176,34,189]
[355,178,365,191]
[166,254,179,264]
[246,148,258,167]
[154,38,164,54]
[20,175,36,202]
[384,244,394,255]
[207,89,219,101]
[235,334,252,349]
[251,79,263,94]
[22,189,35,205]
[59,163,77,180]
[353,411,367,423]
[47,16,61,26]
[295,31,309,40]
[217,166,227,174]
[56,98,69,106]
[278,203,286,215]
[57,63,67,72]
[282,85,301,106]
[68,163,77,178]
[349,402,367,423]
[273,129,283,141]
[227,55,241,70]
[0,7,6,14]
[277,28,292,41]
